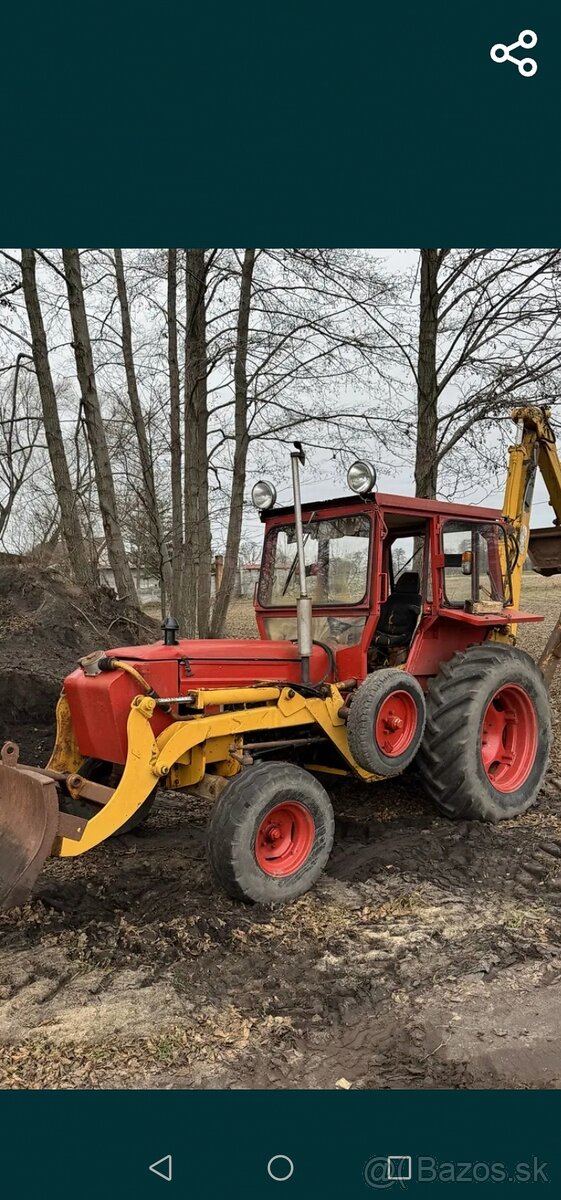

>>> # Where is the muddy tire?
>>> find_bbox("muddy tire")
[207,761,335,904]
[419,644,551,822]
[347,669,426,776]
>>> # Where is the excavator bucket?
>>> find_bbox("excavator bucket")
[0,748,60,909]
[528,527,561,577]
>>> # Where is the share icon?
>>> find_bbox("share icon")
[490,30,538,77]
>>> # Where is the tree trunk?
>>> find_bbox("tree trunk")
[62,248,139,605]
[20,248,96,587]
[167,249,183,618]
[210,249,256,637]
[414,249,441,499]
[182,249,210,637]
[114,249,173,614]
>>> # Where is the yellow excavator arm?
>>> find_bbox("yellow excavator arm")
[502,405,561,681]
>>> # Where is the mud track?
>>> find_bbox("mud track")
[2,577,561,1089]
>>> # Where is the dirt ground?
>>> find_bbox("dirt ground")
[2,576,561,1089]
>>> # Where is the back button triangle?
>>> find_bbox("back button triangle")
[149,1155,173,1182]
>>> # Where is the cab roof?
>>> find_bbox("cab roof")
[261,491,502,523]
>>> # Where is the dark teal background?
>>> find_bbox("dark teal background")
[1,1,559,243]
[2,0,561,1190]
[0,1089,557,1195]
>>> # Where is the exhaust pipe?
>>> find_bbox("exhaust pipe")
[290,442,313,685]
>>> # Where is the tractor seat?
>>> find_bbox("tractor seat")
[372,571,422,651]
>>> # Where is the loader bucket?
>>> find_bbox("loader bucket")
[528,527,561,577]
[0,760,60,908]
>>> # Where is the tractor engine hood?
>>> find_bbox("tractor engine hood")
[63,638,332,766]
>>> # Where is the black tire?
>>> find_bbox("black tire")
[419,643,551,822]
[207,760,335,904]
[59,758,157,836]
[346,669,426,776]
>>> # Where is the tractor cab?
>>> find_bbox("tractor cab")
[254,469,541,690]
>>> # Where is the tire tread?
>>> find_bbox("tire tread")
[419,643,551,822]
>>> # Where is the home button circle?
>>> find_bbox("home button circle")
[267,1155,294,1182]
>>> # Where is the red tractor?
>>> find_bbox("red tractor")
[1,406,560,908]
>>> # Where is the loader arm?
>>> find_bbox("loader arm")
[502,405,561,681]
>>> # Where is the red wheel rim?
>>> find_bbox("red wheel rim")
[375,690,418,757]
[480,684,538,792]
[254,802,315,877]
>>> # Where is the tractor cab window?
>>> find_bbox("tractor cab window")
[389,535,425,589]
[259,513,371,607]
[442,521,510,609]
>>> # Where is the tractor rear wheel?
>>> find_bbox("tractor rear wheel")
[207,761,335,904]
[347,669,426,776]
[419,644,551,822]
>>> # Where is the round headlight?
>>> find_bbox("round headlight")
[252,480,277,511]
[347,460,377,495]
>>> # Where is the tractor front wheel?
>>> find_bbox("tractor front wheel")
[207,761,335,904]
[347,669,426,776]
[419,644,551,822]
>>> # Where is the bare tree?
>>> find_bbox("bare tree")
[20,249,96,586]
[62,248,138,604]
[210,249,255,636]
[0,360,41,541]
[114,249,173,613]
[167,249,183,616]
[182,249,212,636]
[414,249,440,497]
[411,248,561,497]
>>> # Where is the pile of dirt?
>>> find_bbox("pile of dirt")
[0,563,158,761]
